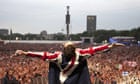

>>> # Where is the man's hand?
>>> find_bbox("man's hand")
[108,43,125,48]
[15,50,28,56]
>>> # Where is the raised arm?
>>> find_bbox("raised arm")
[15,50,62,61]
[93,44,109,52]
[77,43,124,57]
[77,44,109,57]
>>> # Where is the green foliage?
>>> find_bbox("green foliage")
[24,33,41,40]
[81,27,140,42]
[0,27,140,42]
[70,33,82,41]
[130,27,140,40]
[0,34,9,40]
[54,33,65,40]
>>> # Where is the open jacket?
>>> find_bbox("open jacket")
[26,45,109,84]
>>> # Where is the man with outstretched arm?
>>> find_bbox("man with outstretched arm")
[15,42,124,84]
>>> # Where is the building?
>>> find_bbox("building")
[40,30,47,40]
[87,15,96,34]
[0,29,9,36]
[46,34,55,40]
[109,36,138,46]
[81,37,94,44]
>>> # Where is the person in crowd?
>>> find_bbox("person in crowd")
[1,69,20,84]
[15,42,124,84]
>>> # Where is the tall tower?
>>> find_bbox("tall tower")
[66,6,70,40]
[87,15,96,35]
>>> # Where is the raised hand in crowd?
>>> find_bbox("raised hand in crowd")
[108,43,125,48]
[15,50,28,56]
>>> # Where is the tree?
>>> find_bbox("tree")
[54,33,65,40]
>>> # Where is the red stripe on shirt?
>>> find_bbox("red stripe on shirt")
[94,45,108,52]
[27,52,59,60]
[63,56,76,73]
[42,52,47,60]
[46,54,58,59]
[79,48,94,55]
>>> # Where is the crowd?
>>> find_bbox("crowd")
[0,42,140,84]
[88,46,140,84]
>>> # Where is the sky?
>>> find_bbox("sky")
[0,0,140,34]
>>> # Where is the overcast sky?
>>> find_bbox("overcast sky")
[0,0,140,34]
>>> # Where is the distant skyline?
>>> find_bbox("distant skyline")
[0,0,140,34]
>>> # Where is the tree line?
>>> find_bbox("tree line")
[71,27,140,42]
[0,27,140,43]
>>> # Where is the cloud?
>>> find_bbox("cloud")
[0,0,140,34]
